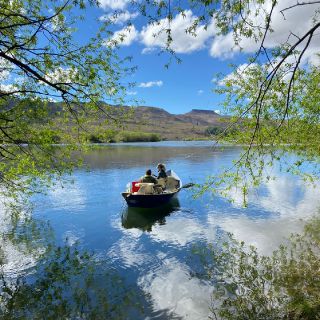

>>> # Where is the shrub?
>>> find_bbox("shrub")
[205,126,225,136]
[88,134,103,143]
[87,129,117,143]
[116,131,161,142]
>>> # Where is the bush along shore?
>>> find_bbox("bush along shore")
[88,130,161,143]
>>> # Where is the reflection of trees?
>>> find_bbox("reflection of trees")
[193,216,320,320]
[0,205,137,319]
[82,145,242,170]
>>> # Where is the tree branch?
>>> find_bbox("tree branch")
[280,1,320,17]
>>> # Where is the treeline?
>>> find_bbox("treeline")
[88,130,161,143]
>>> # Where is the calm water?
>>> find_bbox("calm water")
[7,142,320,319]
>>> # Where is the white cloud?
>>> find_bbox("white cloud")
[100,2,319,66]
[140,10,216,54]
[138,80,163,88]
[210,33,238,59]
[197,89,204,95]
[0,83,16,92]
[98,0,129,10]
[0,60,24,94]
[214,109,221,114]
[99,10,138,25]
[107,25,138,46]
[141,47,157,54]
[127,90,137,95]
[218,63,259,87]
[46,67,79,84]
[210,0,320,63]
[0,58,12,81]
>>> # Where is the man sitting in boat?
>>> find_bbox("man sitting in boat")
[157,163,167,179]
[140,169,158,184]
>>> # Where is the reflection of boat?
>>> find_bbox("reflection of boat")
[122,170,187,208]
[121,198,180,231]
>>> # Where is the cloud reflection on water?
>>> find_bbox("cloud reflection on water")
[0,203,44,277]
[108,235,152,268]
[149,215,217,246]
[138,257,212,320]
[46,179,88,212]
[216,174,320,254]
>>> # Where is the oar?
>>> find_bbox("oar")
[178,182,195,191]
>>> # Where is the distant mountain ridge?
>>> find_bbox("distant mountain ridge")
[123,105,226,140]
[125,105,223,123]
[28,101,226,140]
[186,109,220,114]
[176,109,221,126]
[4,99,227,140]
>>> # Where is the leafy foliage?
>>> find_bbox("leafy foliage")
[0,2,141,317]
[87,129,161,143]
[205,126,226,136]
[116,130,161,142]
[0,0,134,197]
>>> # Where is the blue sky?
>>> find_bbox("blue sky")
[77,2,249,115]
[88,0,320,115]
[26,1,317,116]
[1,1,319,115]
[126,50,237,114]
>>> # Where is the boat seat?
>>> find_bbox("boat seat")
[136,183,155,195]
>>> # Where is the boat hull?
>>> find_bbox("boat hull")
[121,191,178,208]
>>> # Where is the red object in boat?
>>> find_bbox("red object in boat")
[131,181,140,193]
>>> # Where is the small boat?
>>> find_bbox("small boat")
[121,170,192,208]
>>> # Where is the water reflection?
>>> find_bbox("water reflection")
[0,203,140,319]
[23,143,320,320]
[214,176,320,255]
[122,199,180,232]
[82,143,241,171]
[138,257,212,320]
[0,203,50,277]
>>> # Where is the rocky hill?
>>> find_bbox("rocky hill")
[25,101,227,141]
[3,100,227,141]
[124,106,227,140]
[176,109,222,126]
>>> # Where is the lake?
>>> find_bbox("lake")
[3,141,320,319]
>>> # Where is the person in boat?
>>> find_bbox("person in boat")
[157,163,167,179]
[140,169,158,184]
